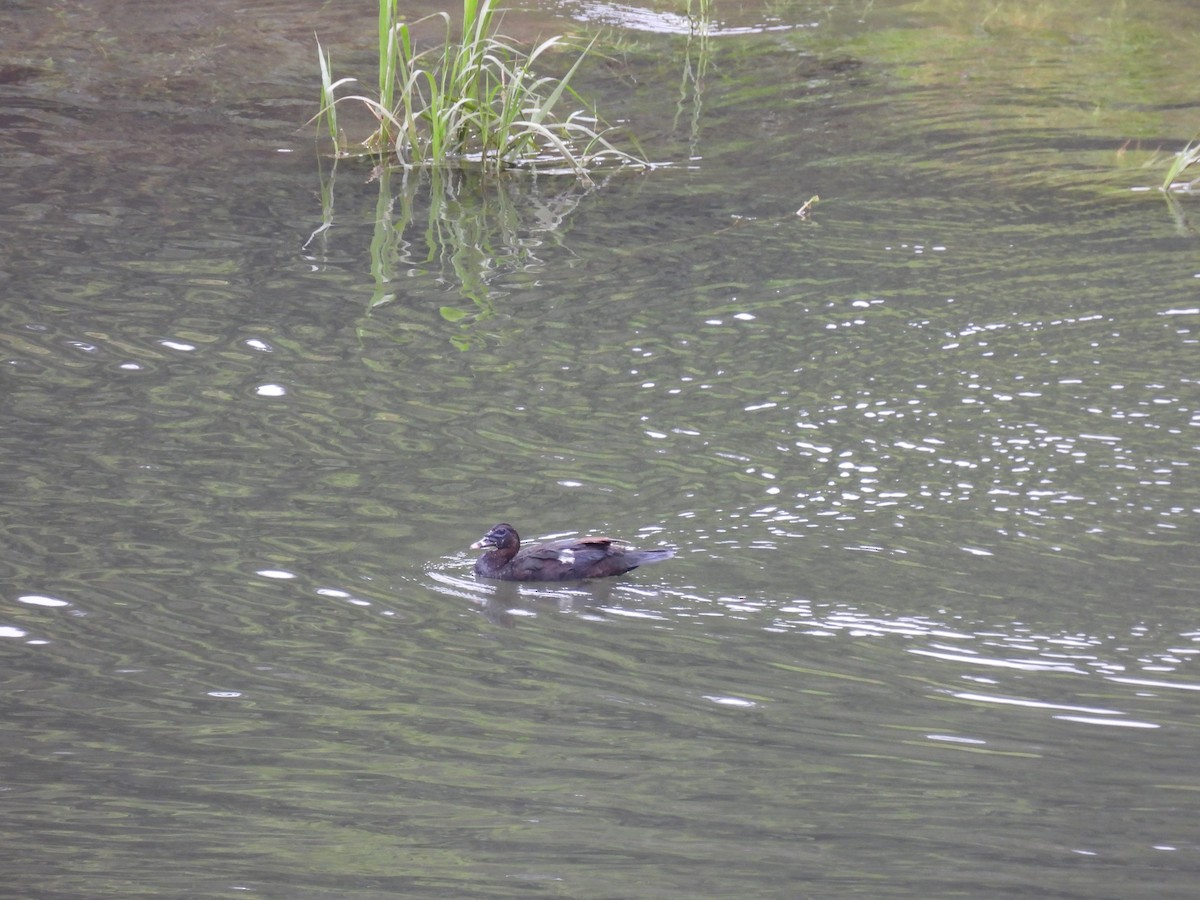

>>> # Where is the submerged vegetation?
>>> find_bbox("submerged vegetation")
[315,0,646,177]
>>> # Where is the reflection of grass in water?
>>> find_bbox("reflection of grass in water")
[309,161,602,350]
[674,0,713,158]
[315,0,646,179]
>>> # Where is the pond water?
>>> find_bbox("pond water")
[3,0,1200,896]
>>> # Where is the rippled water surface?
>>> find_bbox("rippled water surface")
[3,0,1200,896]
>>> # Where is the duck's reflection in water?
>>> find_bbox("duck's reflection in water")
[474,578,620,626]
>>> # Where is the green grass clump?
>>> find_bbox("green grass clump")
[316,0,645,178]
[1161,136,1200,193]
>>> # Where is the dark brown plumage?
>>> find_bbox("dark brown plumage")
[470,523,675,582]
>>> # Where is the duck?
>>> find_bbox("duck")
[470,523,675,582]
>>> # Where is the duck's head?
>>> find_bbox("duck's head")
[471,523,520,552]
